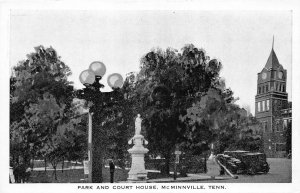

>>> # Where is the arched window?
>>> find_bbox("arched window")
[283,85,286,92]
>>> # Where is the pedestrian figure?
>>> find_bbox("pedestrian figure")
[109,160,115,183]
[13,163,31,183]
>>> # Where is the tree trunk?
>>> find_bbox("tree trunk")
[53,165,57,181]
[165,156,170,175]
[31,158,34,171]
[204,154,207,173]
[62,157,64,173]
[51,160,58,181]
[44,158,47,173]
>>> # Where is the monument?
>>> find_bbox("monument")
[206,143,220,179]
[127,114,149,181]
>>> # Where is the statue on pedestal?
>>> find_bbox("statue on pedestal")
[206,143,220,179]
[135,114,142,136]
[127,114,149,181]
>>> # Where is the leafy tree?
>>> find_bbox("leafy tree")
[126,44,233,174]
[24,93,83,179]
[10,46,84,180]
[84,86,135,168]
[101,94,134,168]
[127,44,264,174]
[182,89,263,154]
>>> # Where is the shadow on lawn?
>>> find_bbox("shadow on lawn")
[28,169,184,183]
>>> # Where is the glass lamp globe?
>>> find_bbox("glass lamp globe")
[107,73,124,89]
[79,70,96,85]
[89,61,106,77]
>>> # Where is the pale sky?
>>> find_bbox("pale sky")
[9,10,292,114]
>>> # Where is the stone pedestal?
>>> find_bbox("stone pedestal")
[127,134,149,181]
[206,152,220,178]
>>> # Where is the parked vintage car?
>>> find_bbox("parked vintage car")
[216,154,242,174]
[219,150,269,175]
[224,150,250,160]
[240,152,269,175]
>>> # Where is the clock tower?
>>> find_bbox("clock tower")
[255,39,288,157]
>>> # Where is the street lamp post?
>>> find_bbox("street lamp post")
[78,61,124,183]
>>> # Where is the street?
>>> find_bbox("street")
[198,158,291,183]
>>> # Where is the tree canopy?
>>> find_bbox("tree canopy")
[10,44,264,179]
[124,44,263,173]
[10,46,85,180]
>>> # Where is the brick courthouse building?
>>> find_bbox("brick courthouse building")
[255,42,292,158]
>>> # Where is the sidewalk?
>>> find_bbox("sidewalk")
[146,173,234,183]
[32,164,121,171]
[120,171,235,183]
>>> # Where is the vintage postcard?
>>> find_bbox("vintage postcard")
[1,0,300,193]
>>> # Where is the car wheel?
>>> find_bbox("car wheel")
[263,165,270,174]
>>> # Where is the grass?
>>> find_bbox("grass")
[32,160,81,169]
[23,157,204,183]
[27,166,187,183]
[27,158,290,183]
[28,168,129,183]
[28,169,185,183]
[26,160,190,183]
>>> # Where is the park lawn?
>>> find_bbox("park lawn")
[27,160,187,183]
[28,169,179,183]
[28,168,129,183]
[32,160,82,169]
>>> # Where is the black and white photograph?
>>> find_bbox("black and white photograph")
[1,0,300,193]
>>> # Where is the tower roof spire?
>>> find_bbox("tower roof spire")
[272,35,274,49]
[264,36,281,70]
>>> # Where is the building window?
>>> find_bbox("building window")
[266,85,269,92]
[276,120,283,132]
[271,82,274,91]
[275,83,278,91]
[275,143,285,152]
[258,102,261,112]
[262,122,268,132]
[258,87,261,94]
[262,101,265,111]
[283,85,286,92]
[266,100,270,111]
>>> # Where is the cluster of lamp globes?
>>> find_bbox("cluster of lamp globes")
[79,61,124,89]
